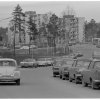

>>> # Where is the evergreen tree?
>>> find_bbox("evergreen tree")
[12,4,25,43]
[47,14,59,47]
[27,14,38,42]
[27,14,38,54]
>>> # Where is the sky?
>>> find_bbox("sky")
[0,1,100,27]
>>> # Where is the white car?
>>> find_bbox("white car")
[0,58,20,85]
[30,45,37,49]
[37,58,54,67]
[20,58,38,68]
[20,46,29,49]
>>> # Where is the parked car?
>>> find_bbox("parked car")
[68,58,92,84]
[59,58,75,80]
[0,58,20,85]
[15,45,21,49]
[74,52,83,58]
[52,59,62,77]
[82,59,100,89]
[37,58,53,67]
[20,46,29,49]
[30,45,37,49]
[92,51,100,59]
[20,58,38,68]
[69,52,83,59]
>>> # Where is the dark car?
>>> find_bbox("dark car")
[68,58,92,84]
[20,58,38,68]
[82,59,100,89]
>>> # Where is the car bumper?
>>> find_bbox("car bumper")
[21,64,37,67]
[0,76,20,82]
[93,80,100,85]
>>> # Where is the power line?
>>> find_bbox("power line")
[0,16,13,22]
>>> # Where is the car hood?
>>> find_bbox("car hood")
[0,67,17,75]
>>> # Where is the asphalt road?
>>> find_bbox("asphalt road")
[0,44,100,98]
[0,67,100,98]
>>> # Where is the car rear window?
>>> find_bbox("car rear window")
[76,60,90,68]
[0,60,16,67]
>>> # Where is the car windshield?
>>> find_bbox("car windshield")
[94,61,100,68]
[0,60,16,67]
[76,60,90,68]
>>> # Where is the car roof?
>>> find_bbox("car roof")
[76,57,92,61]
[0,58,16,62]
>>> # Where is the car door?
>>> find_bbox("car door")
[81,60,91,83]
[91,61,100,81]
[85,61,94,83]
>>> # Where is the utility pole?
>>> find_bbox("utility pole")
[13,22,16,58]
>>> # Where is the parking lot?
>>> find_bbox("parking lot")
[0,67,100,98]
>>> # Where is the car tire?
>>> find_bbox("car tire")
[16,79,20,85]
[82,77,88,87]
[60,75,62,79]
[62,75,65,80]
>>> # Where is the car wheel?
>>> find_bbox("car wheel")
[60,74,62,79]
[62,75,65,80]
[16,79,20,85]
[82,77,88,87]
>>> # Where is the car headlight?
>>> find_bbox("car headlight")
[12,71,20,77]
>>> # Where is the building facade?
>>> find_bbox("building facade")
[7,11,85,46]
[77,17,85,42]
